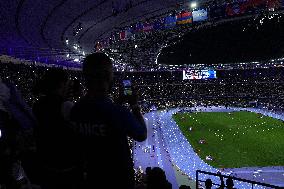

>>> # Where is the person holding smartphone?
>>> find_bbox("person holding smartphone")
[70,53,147,189]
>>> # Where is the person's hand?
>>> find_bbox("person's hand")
[116,84,139,106]
[128,88,138,106]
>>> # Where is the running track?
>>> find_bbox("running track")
[133,106,284,189]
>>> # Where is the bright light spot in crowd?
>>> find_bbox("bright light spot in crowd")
[66,54,70,58]
[190,2,197,9]
[74,58,79,62]
[0,129,2,138]
[135,45,138,48]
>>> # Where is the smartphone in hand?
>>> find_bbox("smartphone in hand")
[122,80,132,96]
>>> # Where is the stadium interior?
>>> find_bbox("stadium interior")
[0,0,284,189]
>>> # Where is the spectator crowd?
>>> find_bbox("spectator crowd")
[0,54,283,189]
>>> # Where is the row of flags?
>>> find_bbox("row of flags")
[226,0,282,16]
[95,0,284,51]
[118,9,208,40]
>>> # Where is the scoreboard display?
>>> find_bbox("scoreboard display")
[183,70,217,80]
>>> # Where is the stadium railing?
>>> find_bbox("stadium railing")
[196,170,283,189]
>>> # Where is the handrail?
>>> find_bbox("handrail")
[196,170,283,189]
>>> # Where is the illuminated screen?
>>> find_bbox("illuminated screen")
[183,70,217,80]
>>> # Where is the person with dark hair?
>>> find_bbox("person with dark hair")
[205,178,213,189]
[146,167,172,189]
[226,177,234,189]
[70,53,147,189]
[217,171,225,189]
[32,69,83,189]
[145,167,152,176]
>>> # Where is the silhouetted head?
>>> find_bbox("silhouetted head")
[147,167,171,189]
[205,178,213,189]
[34,68,68,96]
[146,167,152,175]
[83,53,113,94]
[150,167,166,180]
[226,177,234,188]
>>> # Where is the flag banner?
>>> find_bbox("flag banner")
[143,22,154,32]
[153,18,165,30]
[225,0,281,16]
[119,28,133,40]
[126,27,133,39]
[134,22,144,33]
[164,15,177,28]
[119,31,127,40]
[192,9,208,22]
[177,11,193,25]
[226,1,247,16]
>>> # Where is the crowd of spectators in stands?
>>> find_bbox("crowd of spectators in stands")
[0,55,284,189]
[0,60,283,112]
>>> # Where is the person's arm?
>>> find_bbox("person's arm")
[119,104,147,142]
[127,89,147,141]
[115,85,147,142]
[129,103,147,141]
[130,104,146,127]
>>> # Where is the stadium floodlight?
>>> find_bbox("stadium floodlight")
[190,2,197,9]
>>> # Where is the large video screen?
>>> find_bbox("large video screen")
[183,70,217,80]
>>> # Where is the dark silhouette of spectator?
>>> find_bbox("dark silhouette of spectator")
[0,79,36,189]
[179,185,191,189]
[146,167,172,189]
[205,178,213,189]
[217,171,225,189]
[32,69,83,189]
[145,167,152,177]
[226,177,234,189]
[70,53,147,189]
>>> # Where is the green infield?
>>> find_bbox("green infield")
[173,111,284,168]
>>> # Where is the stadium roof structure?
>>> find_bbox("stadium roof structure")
[0,0,200,67]
[0,0,284,70]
